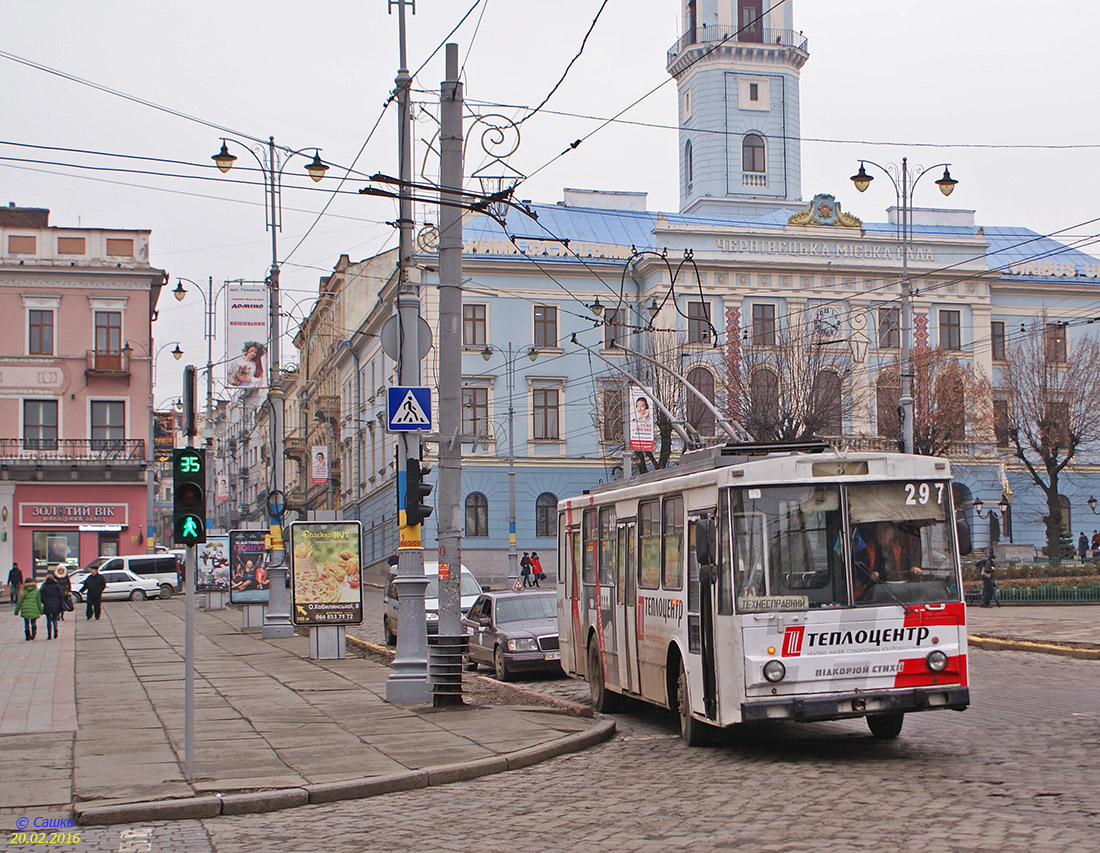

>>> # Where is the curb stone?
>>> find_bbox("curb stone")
[968,634,1100,660]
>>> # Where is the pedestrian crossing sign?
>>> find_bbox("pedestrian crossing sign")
[387,386,432,432]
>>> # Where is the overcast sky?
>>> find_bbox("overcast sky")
[3,0,1098,401]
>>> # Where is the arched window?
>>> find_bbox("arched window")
[465,492,489,537]
[536,493,558,538]
[686,366,716,437]
[876,370,900,440]
[742,133,766,173]
[935,372,966,443]
[749,367,779,427]
[812,370,843,436]
[685,139,694,188]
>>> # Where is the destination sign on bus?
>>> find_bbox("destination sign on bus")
[737,595,809,611]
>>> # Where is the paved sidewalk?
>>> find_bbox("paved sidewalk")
[966,603,1100,656]
[0,599,611,828]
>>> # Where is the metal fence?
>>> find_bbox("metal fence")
[965,585,1100,605]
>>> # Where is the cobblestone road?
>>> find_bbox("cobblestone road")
[22,648,1098,852]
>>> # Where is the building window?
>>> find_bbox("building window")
[993,398,1011,448]
[94,311,122,353]
[91,401,125,450]
[462,304,487,347]
[748,368,779,425]
[536,493,558,538]
[991,320,1006,361]
[688,301,712,344]
[29,310,54,355]
[105,238,134,257]
[600,384,623,443]
[685,139,693,188]
[876,371,900,440]
[57,236,85,255]
[939,310,961,351]
[749,82,759,101]
[742,133,766,173]
[462,386,489,439]
[532,386,560,440]
[8,235,36,254]
[465,492,489,537]
[603,308,624,349]
[812,370,843,436]
[751,303,776,346]
[686,367,716,436]
[533,305,558,348]
[878,307,899,349]
[23,400,58,450]
[1045,322,1067,362]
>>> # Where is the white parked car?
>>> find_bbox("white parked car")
[69,568,162,602]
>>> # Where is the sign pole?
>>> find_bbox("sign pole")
[184,542,195,780]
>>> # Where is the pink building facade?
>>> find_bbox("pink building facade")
[0,205,166,580]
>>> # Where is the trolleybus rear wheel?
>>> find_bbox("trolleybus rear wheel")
[587,641,620,713]
[867,712,905,739]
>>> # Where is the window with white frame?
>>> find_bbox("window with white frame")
[91,401,125,449]
[23,399,58,450]
[532,384,561,440]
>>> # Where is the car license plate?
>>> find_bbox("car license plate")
[544,651,561,661]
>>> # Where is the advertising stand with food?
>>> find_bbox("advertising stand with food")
[289,521,363,627]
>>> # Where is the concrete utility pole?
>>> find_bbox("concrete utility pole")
[436,43,464,639]
[386,0,431,705]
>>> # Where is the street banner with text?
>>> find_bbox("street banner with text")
[289,521,363,626]
[226,283,268,389]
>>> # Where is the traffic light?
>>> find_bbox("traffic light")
[172,448,207,545]
[404,458,434,527]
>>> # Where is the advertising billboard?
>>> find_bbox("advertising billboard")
[196,535,229,593]
[628,385,655,451]
[289,521,363,626]
[228,529,270,604]
[311,446,329,485]
[226,283,268,389]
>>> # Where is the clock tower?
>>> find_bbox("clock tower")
[669,1,808,217]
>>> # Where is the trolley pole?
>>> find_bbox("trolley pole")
[436,43,463,641]
[386,0,431,704]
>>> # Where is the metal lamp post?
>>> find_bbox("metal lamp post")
[212,136,328,639]
[172,277,231,451]
[122,340,182,552]
[851,158,958,454]
[481,342,538,582]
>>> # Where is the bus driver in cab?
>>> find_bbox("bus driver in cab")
[854,522,923,599]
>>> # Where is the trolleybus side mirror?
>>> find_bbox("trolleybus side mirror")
[956,519,973,556]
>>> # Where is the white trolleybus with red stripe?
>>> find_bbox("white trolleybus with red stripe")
[556,441,970,745]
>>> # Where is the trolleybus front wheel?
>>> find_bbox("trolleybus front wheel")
[867,712,905,739]
[676,658,712,747]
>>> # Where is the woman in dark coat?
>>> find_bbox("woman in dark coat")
[54,566,72,621]
[39,573,64,640]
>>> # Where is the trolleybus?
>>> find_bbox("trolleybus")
[557,442,969,745]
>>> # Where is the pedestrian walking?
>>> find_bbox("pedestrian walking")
[13,579,42,640]
[1077,532,1088,561]
[80,565,107,620]
[530,552,544,587]
[7,562,22,605]
[54,565,73,621]
[978,552,1000,608]
[39,572,63,640]
[520,552,533,588]
[1092,530,1100,560]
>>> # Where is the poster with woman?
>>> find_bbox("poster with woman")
[196,536,229,593]
[225,283,269,389]
[228,529,270,604]
[628,386,655,451]
[228,341,267,388]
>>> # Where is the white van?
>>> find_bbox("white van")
[79,554,181,599]
[382,561,484,645]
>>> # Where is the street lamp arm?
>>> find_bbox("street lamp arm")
[607,340,753,443]
[571,334,698,449]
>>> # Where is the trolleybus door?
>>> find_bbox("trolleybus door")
[616,521,638,694]
[691,516,718,720]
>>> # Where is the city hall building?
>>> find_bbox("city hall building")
[283,1,1100,577]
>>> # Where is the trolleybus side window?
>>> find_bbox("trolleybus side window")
[638,499,661,589]
[732,485,847,611]
[572,525,583,593]
[717,492,734,615]
[583,509,597,585]
[599,506,616,588]
[616,523,631,601]
[662,495,684,590]
[558,518,568,593]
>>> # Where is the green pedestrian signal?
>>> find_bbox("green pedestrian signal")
[172,448,207,545]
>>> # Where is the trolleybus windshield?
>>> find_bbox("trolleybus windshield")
[732,480,960,612]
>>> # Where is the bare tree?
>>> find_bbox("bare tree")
[877,348,992,456]
[737,324,852,442]
[1001,320,1100,558]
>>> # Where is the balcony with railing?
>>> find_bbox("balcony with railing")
[0,438,146,462]
[668,26,808,67]
[85,349,131,377]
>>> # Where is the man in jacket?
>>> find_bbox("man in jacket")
[80,565,107,620]
[7,562,22,604]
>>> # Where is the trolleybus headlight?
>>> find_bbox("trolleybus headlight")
[926,650,948,672]
[763,660,786,683]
